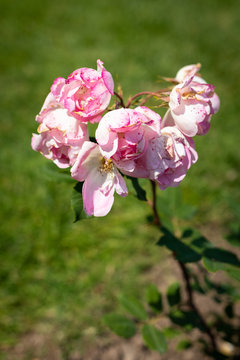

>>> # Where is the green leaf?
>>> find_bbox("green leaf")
[169,310,204,331]
[202,247,240,273]
[190,236,212,253]
[103,313,136,338]
[204,247,240,267]
[162,327,181,339]
[202,257,218,273]
[227,267,240,282]
[166,282,181,307]
[145,284,163,313]
[71,182,89,222]
[157,228,201,263]
[181,228,194,239]
[119,296,148,321]
[176,339,192,350]
[142,324,167,354]
[127,177,147,201]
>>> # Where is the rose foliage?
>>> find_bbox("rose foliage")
[31,60,219,216]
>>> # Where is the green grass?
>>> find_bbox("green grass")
[0,0,240,357]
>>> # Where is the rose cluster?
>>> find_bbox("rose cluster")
[31,60,219,216]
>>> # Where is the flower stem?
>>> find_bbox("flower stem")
[150,180,162,227]
[149,182,217,352]
[177,259,217,352]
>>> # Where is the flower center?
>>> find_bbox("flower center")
[76,86,88,98]
[181,90,197,100]
[99,158,113,173]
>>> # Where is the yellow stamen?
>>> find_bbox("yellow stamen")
[99,158,113,173]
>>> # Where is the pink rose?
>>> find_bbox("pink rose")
[96,106,161,178]
[31,97,88,168]
[51,59,114,123]
[167,64,220,137]
[71,142,128,216]
[145,126,198,190]
[168,76,220,137]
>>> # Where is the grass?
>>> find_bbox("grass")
[0,0,240,358]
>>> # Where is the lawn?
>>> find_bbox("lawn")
[0,0,240,358]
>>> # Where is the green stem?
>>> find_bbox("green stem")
[149,182,217,352]
[150,180,162,227]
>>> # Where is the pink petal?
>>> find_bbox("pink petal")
[135,106,161,134]
[162,109,175,128]
[83,169,115,217]
[169,85,182,109]
[71,141,99,182]
[114,170,128,196]
[171,103,203,137]
[98,59,114,95]
[51,77,66,97]
[96,114,119,157]
[210,93,220,114]
[175,64,201,83]
[31,133,43,152]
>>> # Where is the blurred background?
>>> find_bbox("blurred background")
[0,0,239,358]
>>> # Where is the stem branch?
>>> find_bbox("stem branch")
[126,89,170,108]
[114,91,125,108]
